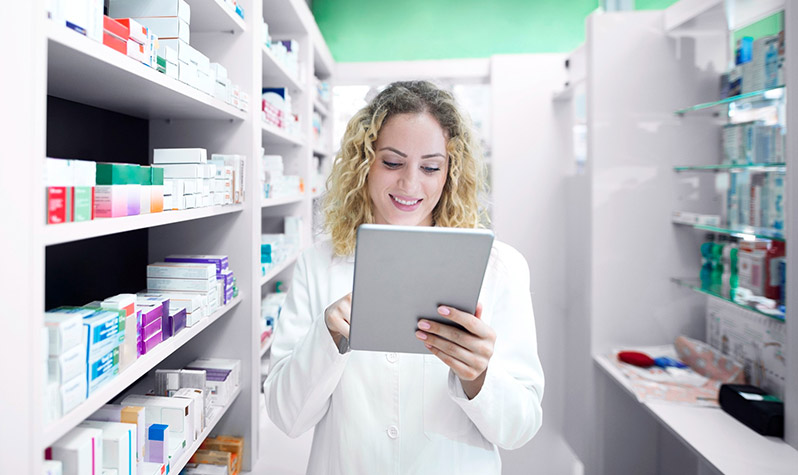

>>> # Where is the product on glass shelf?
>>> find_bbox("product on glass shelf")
[764,241,785,301]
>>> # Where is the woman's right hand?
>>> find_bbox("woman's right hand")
[325,293,352,348]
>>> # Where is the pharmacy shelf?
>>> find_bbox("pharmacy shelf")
[594,354,798,475]
[674,163,786,172]
[262,122,305,146]
[169,385,242,474]
[672,219,786,241]
[260,252,300,287]
[187,0,247,33]
[262,46,304,93]
[670,278,785,321]
[42,295,243,448]
[675,85,785,115]
[313,99,330,117]
[260,336,274,357]
[44,205,244,246]
[261,194,305,208]
[47,23,247,121]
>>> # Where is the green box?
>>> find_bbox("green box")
[73,186,94,222]
[140,166,153,186]
[157,56,166,68]
[96,163,140,185]
[150,166,164,186]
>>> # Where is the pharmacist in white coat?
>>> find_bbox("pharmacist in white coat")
[264,81,544,474]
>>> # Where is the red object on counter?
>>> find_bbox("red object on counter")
[765,241,785,300]
[618,351,656,368]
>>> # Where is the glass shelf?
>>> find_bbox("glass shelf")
[673,163,786,172]
[675,85,785,115]
[671,278,785,321]
[673,220,786,241]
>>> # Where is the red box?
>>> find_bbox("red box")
[103,31,127,55]
[115,19,147,45]
[103,15,129,41]
[47,187,70,224]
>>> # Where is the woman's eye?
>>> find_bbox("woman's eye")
[382,160,401,169]
[422,166,441,173]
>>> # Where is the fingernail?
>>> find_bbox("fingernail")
[438,306,450,316]
[418,320,430,330]
[415,331,427,340]
[425,344,432,349]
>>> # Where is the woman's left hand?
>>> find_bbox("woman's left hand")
[416,303,495,399]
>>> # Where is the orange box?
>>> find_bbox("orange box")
[103,31,126,55]
[103,16,129,41]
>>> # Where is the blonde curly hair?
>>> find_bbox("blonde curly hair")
[322,80,488,256]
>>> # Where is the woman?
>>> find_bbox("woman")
[264,81,544,474]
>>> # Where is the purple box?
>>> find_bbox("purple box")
[139,329,163,355]
[137,295,170,318]
[164,307,187,338]
[139,303,163,328]
[164,255,228,274]
[225,287,234,304]
[141,318,161,341]
[219,269,234,287]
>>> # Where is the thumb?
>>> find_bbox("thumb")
[475,302,483,319]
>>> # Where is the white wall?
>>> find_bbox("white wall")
[491,53,582,475]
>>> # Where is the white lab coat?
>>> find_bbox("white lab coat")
[263,238,544,474]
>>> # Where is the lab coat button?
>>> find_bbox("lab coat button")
[387,425,399,439]
[386,352,398,363]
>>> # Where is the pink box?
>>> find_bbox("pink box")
[95,186,127,218]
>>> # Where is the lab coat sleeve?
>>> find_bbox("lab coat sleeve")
[263,251,350,438]
[447,245,545,450]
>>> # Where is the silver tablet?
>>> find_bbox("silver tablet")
[348,224,495,354]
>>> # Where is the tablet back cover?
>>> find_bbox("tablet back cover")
[349,224,494,354]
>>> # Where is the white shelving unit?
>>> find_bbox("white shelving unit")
[1,1,334,472]
[558,1,797,473]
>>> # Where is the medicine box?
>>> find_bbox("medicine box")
[146,275,217,292]
[48,343,86,384]
[121,395,194,446]
[137,462,166,475]
[147,423,169,464]
[155,163,206,179]
[95,185,128,218]
[134,17,189,43]
[173,388,206,437]
[45,310,86,356]
[43,460,63,475]
[187,358,240,387]
[108,0,192,25]
[153,148,208,164]
[47,427,103,475]
[60,374,88,415]
[89,405,146,464]
[116,18,147,45]
[88,346,120,396]
[78,308,121,355]
[147,262,216,280]
[165,255,229,273]
[78,420,136,475]
[166,306,187,338]
[155,369,206,398]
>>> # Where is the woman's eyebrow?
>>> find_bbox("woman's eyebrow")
[378,146,407,157]
[421,153,446,159]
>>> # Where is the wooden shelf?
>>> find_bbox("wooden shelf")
[47,23,246,121]
[45,205,244,246]
[595,354,798,475]
[43,296,243,448]
[169,385,242,474]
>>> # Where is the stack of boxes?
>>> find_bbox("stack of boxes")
[94,163,164,218]
[722,121,785,165]
[210,153,246,204]
[262,87,299,136]
[97,294,138,372]
[189,435,244,475]
[44,309,88,424]
[163,255,236,307]
[45,158,96,225]
[155,148,245,210]
[146,261,219,326]
[724,32,785,98]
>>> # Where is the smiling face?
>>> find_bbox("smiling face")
[368,112,449,227]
